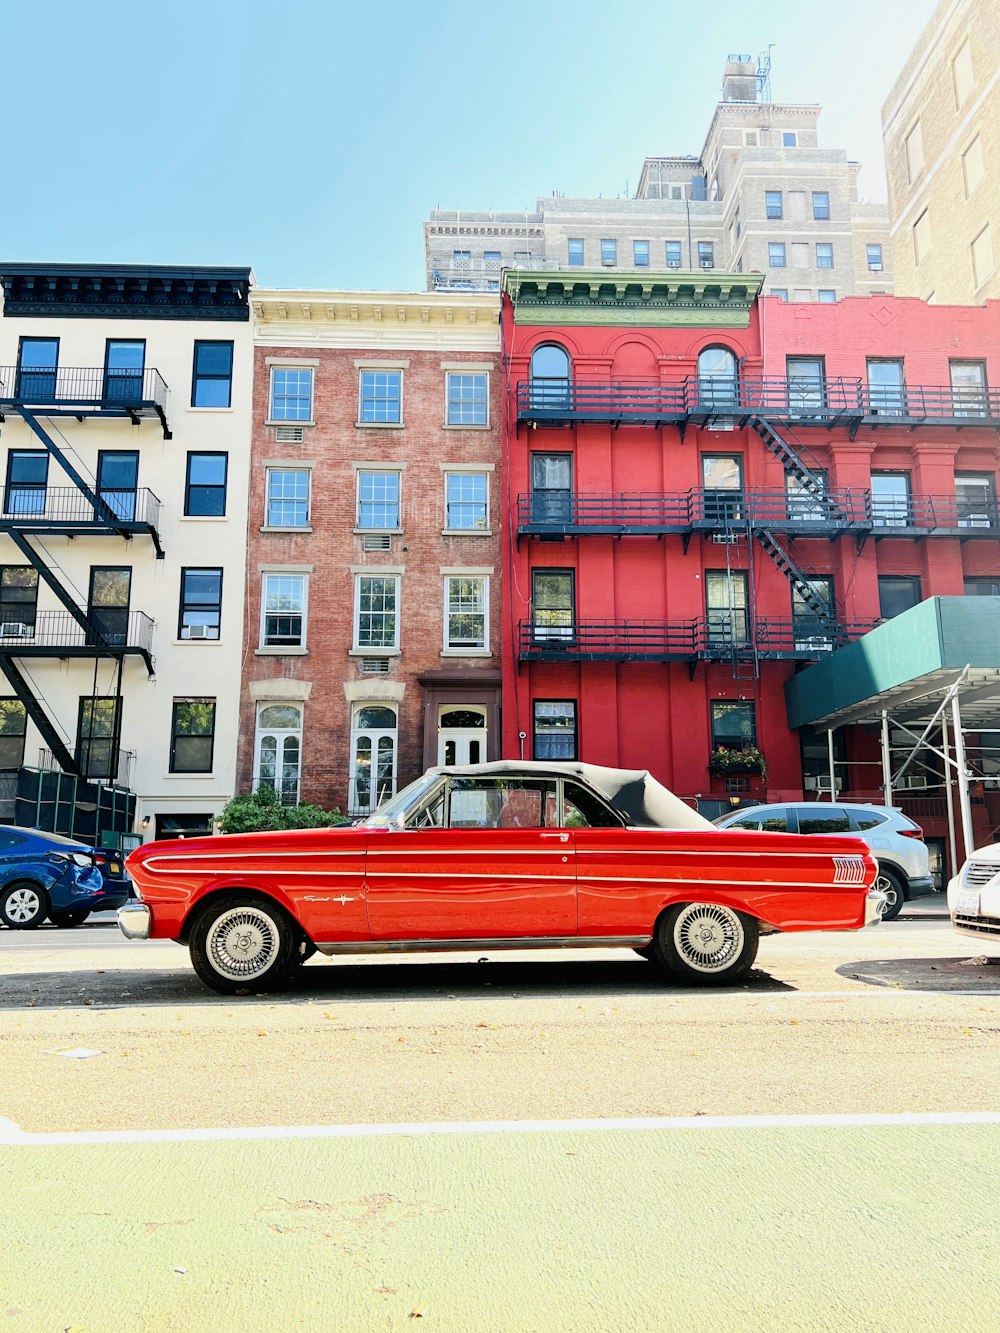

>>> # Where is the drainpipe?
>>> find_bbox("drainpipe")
[950,693,975,859]
[881,710,893,806]
[942,713,957,880]
[685,198,693,269]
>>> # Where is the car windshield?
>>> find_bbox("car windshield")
[359,773,443,829]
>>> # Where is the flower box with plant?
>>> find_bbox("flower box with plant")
[708,745,766,777]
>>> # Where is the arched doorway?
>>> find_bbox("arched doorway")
[349,704,398,816]
[437,706,487,766]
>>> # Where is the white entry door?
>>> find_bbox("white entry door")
[437,706,487,766]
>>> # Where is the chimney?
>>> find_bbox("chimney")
[722,54,758,103]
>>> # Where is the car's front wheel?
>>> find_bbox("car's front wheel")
[49,909,91,928]
[188,894,297,994]
[0,882,49,930]
[875,867,906,921]
[653,902,760,986]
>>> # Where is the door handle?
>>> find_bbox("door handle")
[541,833,570,842]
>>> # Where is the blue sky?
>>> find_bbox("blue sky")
[1,0,938,291]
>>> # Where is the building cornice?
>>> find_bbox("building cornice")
[502,269,764,328]
[253,289,501,351]
[0,264,253,321]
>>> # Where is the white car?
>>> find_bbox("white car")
[948,843,1000,944]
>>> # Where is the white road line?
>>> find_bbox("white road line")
[3,1110,1000,1147]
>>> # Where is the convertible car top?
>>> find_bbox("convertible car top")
[430,760,715,833]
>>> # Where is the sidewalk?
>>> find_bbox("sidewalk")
[898,893,949,920]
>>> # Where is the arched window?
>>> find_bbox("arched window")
[350,703,397,817]
[697,346,738,411]
[529,343,571,410]
[254,703,302,806]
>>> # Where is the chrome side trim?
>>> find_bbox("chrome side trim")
[314,935,653,956]
[365,872,854,889]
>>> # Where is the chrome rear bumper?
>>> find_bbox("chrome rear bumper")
[117,903,151,940]
[864,889,888,926]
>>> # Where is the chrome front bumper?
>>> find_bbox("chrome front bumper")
[864,889,888,926]
[117,902,151,940]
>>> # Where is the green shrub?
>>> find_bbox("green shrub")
[218,787,349,834]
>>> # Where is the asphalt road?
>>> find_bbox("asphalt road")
[2,915,999,1331]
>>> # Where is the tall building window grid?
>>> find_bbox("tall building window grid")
[633,239,650,267]
[266,468,310,528]
[812,191,830,220]
[765,191,783,219]
[0,566,38,631]
[3,451,48,516]
[665,240,682,267]
[816,243,834,269]
[357,470,401,530]
[261,572,307,649]
[444,471,488,530]
[169,699,217,774]
[600,238,617,266]
[445,371,489,426]
[359,369,402,424]
[355,574,400,651]
[768,242,787,268]
[178,567,223,640]
[533,701,577,761]
[567,239,584,266]
[710,700,757,749]
[444,575,488,652]
[191,341,234,408]
[771,288,789,301]
[268,366,314,422]
[254,703,302,806]
[867,243,884,271]
[184,452,228,517]
[698,241,714,268]
[0,698,27,770]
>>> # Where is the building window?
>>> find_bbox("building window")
[445,471,488,530]
[792,577,835,650]
[816,243,834,269]
[765,191,783,219]
[786,469,829,522]
[697,346,738,411]
[529,344,571,408]
[566,238,584,266]
[818,290,836,303]
[444,575,488,651]
[878,576,921,619]
[261,572,306,649]
[972,225,995,289]
[16,337,59,400]
[184,453,228,516]
[600,239,617,266]
[0,699,27,770]
[533,701,577,760]
[357,470,400,530]
[104,339,145,401]
[350,704,397,816]
[782,132,797,147]
[912,210,932,265]
[702,455,744,521]
[812,191,830,220]
[97,451,139,521]
[87,567,131,646]
[698,241,714,268]
[633,240,650,267]
[867,359,906,415]
[531,569,574,641]
[178,568,222,640]
[955,472,996,526]
[76,696,121,781]
[0,567,38,635]
[706,571,749,645]
[266,468,310,527]
[3,451,48,516]
[786,357,826,415]
[768,242,787,268]
[905,123,924,182]
[446,371,489,426]
[191,341,233,408]
[254,703,302,805]
[453,250,471,264]
[953,38,974,108]
[867,243,884,271]
[771,288,789,302]
[665,241,682,266]
[483,250,501,267]
[871,472,912,526]
[710,700,756,749]
[950,361,989,417]
[169,699,216,774]
[734,209,741,240]
[359,369,402,424]
[269,366,313,422]
[355,575,400,651]
[963,135,985,198]
[965,577,1000,597]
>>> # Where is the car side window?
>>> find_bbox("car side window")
[448,779,556,829]
[0,832,26,851]
[796,807,851,835]
[408,788,446,829]
[851,812,886,831]
[729,810,788,832]
[562,782,623,829]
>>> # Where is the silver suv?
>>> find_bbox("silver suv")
[713,802,934,920]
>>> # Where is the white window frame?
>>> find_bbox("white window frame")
[443,574,490,654]
[353,573,401,653]
[356,468,402,531]
[445,371,490,427]
[253,702,303,806]
[358,368,403,426]
[259,571,308,651]
[268,365,314,424]
[264,467,311,529]
[443,467,491,533]
[349,703,398,816]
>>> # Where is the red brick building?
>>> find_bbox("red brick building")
[240,290,501,817]
[501,271,1000,873]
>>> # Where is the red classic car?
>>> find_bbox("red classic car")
[119,761,884,994]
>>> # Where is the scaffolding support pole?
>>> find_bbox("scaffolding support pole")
[951,693,975,860]
[881,711,893,805]
[827,727,837,801]
[942,713,957,883]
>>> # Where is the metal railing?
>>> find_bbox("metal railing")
[0,486,162,529]
[38,747,135,788]
[518,617,878,661]
[0,366,168,410]
[0,610,154,654]
[869,493,1000,532]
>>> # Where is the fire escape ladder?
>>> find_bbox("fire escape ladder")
[0,657,79,775]
[753,527,832,620]
[15,407,131,536]
[750,415,847,523]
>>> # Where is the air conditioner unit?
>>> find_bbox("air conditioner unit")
[0,622,32,638]
[185,625,213,640]
[700,260,715,269]
[666,260,682,268]
[814,775,840,792]
[869,262,883,272]
[901,773,929,789]
[601,260,616,267]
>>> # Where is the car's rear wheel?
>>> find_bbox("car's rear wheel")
[653,902,759,986]
[1,882,49,930]
[188,894,297,994]
[875,867,906,921]
[49,909,91,928]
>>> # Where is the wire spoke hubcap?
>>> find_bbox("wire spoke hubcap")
[206,907,280,980]
[7,889,41,923]
[673,904,744,973]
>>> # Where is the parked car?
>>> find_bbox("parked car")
[947,842,1000,944]
[0,825,130,929]
[713,802,934,920]
[119,761,884,994]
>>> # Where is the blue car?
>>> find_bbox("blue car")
[0,826,130,929]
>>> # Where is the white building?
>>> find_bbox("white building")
[0,264,253,845]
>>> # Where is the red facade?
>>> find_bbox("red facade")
[501,280,1000,870]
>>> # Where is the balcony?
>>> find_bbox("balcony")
[0,366,171,438]
[870,493,1000,539]
[38,747,136,788]
[518,617,878,663]
[0,611,154,673]
[514,375,1000,432]
[0,487,163,553]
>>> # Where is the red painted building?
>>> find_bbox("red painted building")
[501,272,1000,874]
